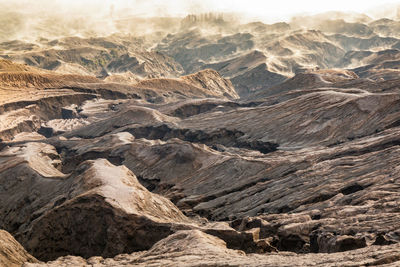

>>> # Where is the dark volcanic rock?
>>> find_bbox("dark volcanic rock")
[23,230,400,267]
[313,234,367,253]
[0,142,189,261]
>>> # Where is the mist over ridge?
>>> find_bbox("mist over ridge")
[1,0,400,42]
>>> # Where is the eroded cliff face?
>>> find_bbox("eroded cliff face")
[0,230,38,267]
[1,11,400,267]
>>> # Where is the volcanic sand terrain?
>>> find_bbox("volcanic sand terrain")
[1,11,400,267]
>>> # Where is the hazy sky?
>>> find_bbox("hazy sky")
[2,0,400,22]
[200,0,400,19]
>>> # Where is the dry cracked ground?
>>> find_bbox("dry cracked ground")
[1,11,400,267]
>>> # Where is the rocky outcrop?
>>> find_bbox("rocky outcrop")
[47,121,400,254]
[251,69,359,99]
[38,89,400,258]
[23,159,189,261]
[156,30,255,74]
[181,69,239,99]
[0,230,38,267]
[202,50,288,97]
[0,60,240,142]
[135,69,239,99]
[106,51,185,78]
[23,230,400,266]
[231,63,287,97]
[0,141,191,261]
[0,64,397,264]
[180,90,400,148]
[0,139,267,262]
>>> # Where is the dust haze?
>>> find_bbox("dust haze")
[1,0,400,42]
